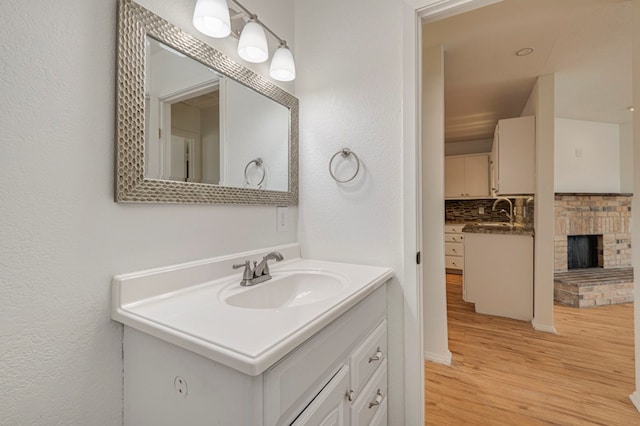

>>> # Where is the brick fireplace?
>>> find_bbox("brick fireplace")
[554,194,633,307]
[554,194,631,272]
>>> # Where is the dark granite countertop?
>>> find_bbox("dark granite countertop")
[555,193,632,197]
[462,222,534,236]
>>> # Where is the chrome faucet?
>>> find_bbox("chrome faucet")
[232,251,284,286]
[524,196,534,220]
[492,197,514,226]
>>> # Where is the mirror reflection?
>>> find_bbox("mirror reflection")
[143,37,289,192]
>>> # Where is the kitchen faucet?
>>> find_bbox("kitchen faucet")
[232,252,284,286]
[492,197,514,226]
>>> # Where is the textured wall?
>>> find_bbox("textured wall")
[294,0,405,421]
[0,0,295,423]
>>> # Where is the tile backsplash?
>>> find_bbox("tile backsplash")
[445,197,534,224]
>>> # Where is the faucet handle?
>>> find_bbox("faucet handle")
[233,261,253,281]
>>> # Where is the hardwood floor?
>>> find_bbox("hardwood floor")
[425,274,639,425]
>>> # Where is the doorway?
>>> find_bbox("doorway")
[423,0,632,422]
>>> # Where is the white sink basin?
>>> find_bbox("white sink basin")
[224,271,346,309]
[111,243,393,375]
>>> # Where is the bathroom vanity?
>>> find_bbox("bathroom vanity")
[112,244,392,425]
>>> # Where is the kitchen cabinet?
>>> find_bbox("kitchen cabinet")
[464,232,533,321]
[491,115,536,195]
[444,224,465,273]
[444,154,490,198]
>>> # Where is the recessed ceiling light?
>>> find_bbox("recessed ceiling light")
[627,106,635,112]
[515,47,534,57]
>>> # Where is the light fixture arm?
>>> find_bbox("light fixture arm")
[228,0,287,46]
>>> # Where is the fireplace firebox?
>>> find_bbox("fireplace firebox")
[567,235,602,269]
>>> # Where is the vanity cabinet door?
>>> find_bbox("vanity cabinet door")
[292,366,350,426]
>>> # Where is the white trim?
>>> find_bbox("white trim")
[161,79,220,104]
[424,350,452,366]
[630,391,640,412]
[532,319,557,334]
[418,0,503,21]
[403,1,504,425]
[401,3,424,424]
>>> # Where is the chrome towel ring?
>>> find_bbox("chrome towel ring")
[329,148,360,183]
[244,158,265,188]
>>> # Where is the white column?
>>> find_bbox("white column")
[421,43,452,364]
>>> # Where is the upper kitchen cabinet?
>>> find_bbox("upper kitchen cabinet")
[491,116,536,195]
[445,154,490,198]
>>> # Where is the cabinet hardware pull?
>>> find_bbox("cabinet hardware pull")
[368,390,383,409]
[346,390,354,402]
[368,348,383,363]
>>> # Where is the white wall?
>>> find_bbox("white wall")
[295,0,406,422]
[620,122,634,193]
[0,0,295,424]
[222,79,289,191]
[555,118,621,193]
[630,0,640,413]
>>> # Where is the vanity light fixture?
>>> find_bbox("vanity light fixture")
[192,0,296,81]
[270,42,296,81]
[238,17,269,63]
[192,0,231,38]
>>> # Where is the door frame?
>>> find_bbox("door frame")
[401,0,504,423]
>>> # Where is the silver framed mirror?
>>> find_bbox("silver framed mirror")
[116,0,298,204]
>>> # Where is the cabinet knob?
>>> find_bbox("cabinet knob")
[452,248,457,253]
[368,389,383,409]
[346,389,354,402]
[368,347,383,363]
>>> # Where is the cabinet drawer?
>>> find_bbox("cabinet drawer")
[369,398,387,426]
[446,256,463,270]
[349,319,387,399]
[445,233,464,243]
[350,359,387,426]
[445,242,464,256]
[445,224,464,234]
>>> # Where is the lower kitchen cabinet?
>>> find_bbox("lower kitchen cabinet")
[445,224,466,273]
[464,232,533,321]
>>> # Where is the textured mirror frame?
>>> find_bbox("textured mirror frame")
[115,0,298,204]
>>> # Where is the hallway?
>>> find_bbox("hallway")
[425,274,638,425]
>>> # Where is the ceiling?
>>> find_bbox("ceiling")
[422,0,633,143]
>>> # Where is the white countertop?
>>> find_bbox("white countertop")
[112,244,393,376]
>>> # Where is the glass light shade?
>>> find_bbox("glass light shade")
[192,0,231,38]
[270,45,296,81]
[238,20,269,63]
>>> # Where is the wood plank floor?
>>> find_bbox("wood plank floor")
[425,274,639,425]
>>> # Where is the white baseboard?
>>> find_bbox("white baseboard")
[532,319,557,334]
[424,350,452,365]
[630,391,640,413]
